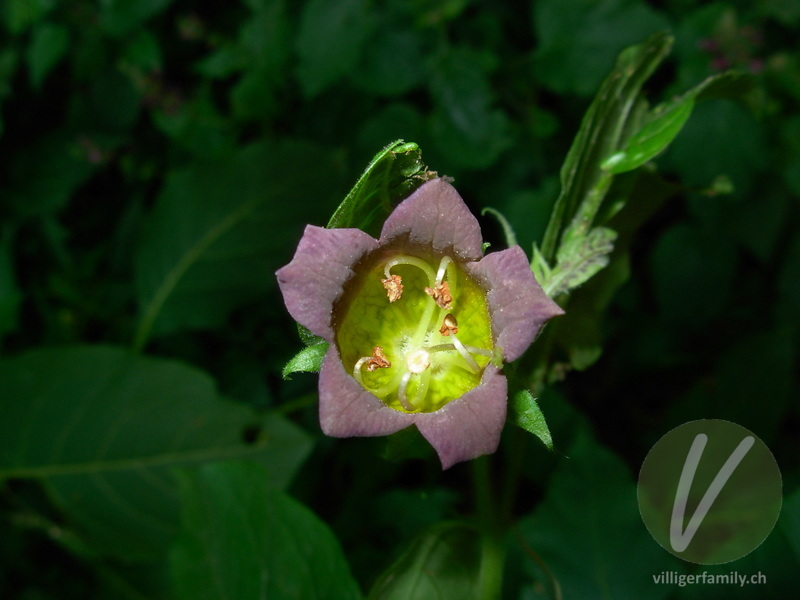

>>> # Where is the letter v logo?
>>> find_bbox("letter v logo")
[669,433,755,552]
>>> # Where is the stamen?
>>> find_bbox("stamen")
[383,256,436,287]
[424,281,453,310]
[450,333,481,373]
[353,346,391,383]
[435,256,452,285]
[381,274,403,302]
[397,371,414,411]
[439,313,458,336]
[424,343,493,357]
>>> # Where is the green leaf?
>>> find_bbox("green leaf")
[508,389,553,450]
[664,98,766,198]
[369,523,481,600]
[545,226,617,297]
[327,139,433,237]
[602,72,748,175]
[2,0,54,34]
[134,140,338,348]
[602,96,694,174]
[295,0,372,97]
[539,31,673,262]
[170,461,362,600]
[297,322,326,347]
[517,429,684,599]
[282,342,329,379]
[532,0,669,96]
[98,0,176,37]
[5,133,94,218]
[0,345,313,561]
[26,21,69,89]
[428,48,513,169]
[352,28,424,96]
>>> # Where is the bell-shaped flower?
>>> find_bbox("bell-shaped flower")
[277,178,563,468]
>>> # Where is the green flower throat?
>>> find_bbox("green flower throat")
[336,252,495,413]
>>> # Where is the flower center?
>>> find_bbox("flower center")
[336,253,494,413]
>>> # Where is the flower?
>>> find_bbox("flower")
[277,178,563,468]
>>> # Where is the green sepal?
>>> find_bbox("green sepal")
[509,388,553,450]
[282,342,329,380]
[297,322,325,347]
[327,139,436,237]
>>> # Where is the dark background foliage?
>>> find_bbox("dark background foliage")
[0,0,798,598]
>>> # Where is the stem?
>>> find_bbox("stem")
[473,457,505,600]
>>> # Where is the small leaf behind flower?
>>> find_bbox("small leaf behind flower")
[327,139,435,237]
[282,342,329,379]
[509,389,553,450]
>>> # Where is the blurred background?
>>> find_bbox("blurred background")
[1,0,798,598]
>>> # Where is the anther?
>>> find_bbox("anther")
[353,346,391,382]
[381,274,403,302]
[439,313,458,336]
[424,281,453,310]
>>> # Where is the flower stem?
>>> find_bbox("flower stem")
[473,456,505,600]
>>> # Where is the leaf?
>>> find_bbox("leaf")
[545,226,617,297]
[295,0,372,97]
[508,389,553,450]
[26,21,69,90]
[532,0,669,96]
[602,72,748,175]
[282,342,329,380]
[369,523,481,600]
[327,139,434,237]
[98,0,176,36]
[134,140,338,348]
[297,322,326,347]
[2,0,54,34]
[170,461,362,600]
[0,345,313,561]
[602,96,694,174]
[539,31,673,262]
[428,48,513,169]
[517,429,684,600]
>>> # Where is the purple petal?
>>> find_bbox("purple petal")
[414,366,507,469]
[276,225,378,341]
[318,345,416,437]
[379,178,483,261]
[466,246,564,362]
